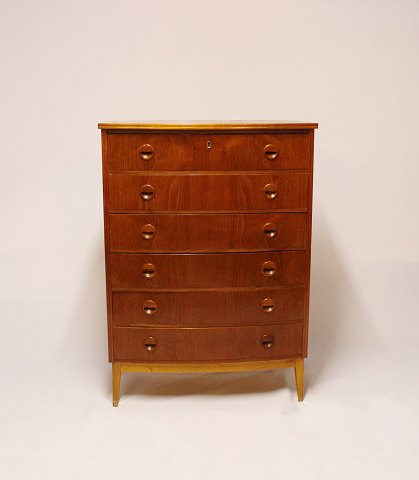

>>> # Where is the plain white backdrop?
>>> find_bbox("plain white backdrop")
[1,1,418,479]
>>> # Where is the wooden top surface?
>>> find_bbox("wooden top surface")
[98,121,318,131]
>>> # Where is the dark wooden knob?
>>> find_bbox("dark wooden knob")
[260,334,275,348]
[263,184,278,200]
[263,144,279,160]
[263,222,277,238]
[140,184,155,201]
[139,144,155,160]
[143,336,158,351]
[262,298,275,312]
[143,299,157,315]
[141,224,155,240]
[262,261,276,276]
[142,263,156,278]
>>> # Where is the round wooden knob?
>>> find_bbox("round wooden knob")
[143,336,158,351]
[262,261,276,277]
[261,298,275,312]
[263,222,277,238]
[140,185,155,201]
[139,144,155,160]
[263,144,279,160]
[263,184,278,200]
[141,224,155,240]
[143,299,157,315]
[260,334,275,348]
[142,263,156,278]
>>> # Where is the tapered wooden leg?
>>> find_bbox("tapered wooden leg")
[112,362,122,407]
[294,358,304,402]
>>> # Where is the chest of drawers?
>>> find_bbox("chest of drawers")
[98,121,318,406]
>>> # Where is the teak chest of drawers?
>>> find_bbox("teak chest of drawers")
[98,121,318,406]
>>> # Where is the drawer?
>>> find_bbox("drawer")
[110,251,306,289]
[112,323,304,362]
[106,133,311,171]
[112,287,305,326]
[109,213,307,252]
[109,173,308,212]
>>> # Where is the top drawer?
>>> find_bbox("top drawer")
[106,133,311,171]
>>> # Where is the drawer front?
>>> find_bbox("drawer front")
[109,173,308,212]
[106,133,311,171]
[109,213,307,252]
[112,288,305,326]
[113,323,304,362]
[110,251,306,289]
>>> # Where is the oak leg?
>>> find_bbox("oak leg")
[112,362,122,407]
[294,358,304,402]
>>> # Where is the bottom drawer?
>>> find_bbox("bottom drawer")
[113,323,303,362]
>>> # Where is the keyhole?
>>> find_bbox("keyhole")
[207,140,211,149]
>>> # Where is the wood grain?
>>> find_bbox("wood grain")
[112,287,305,327]
[109,213,307,253]
[106,133,311,171]
[112,362,121,407]
[101,131,114,361]
[294,357,304,401]
[110,251,306,289]
[113,323,303,362]
[100,122,316,403]
[111,357,304,406]
[303,130,315,357]
[98,121,318,131]
[117,358,297,372]
[109,173,308,212]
